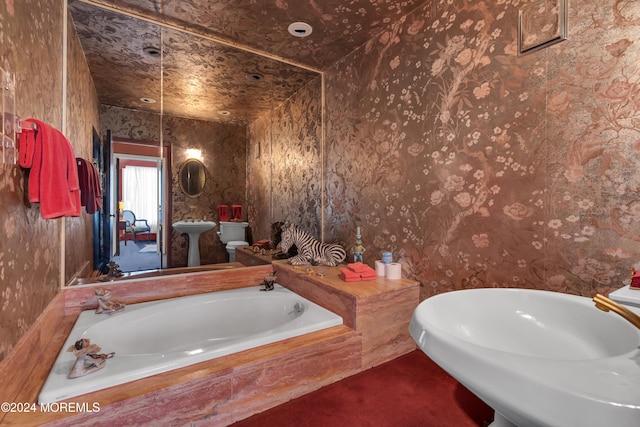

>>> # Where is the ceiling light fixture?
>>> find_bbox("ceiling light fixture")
[140,97,156,104]
[142,46,161,58]
[218,110,231,116]
[245,73,264,82]
[288,22,313,38]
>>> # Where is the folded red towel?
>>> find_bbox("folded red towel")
[632,271,640,290]
[340,268,361,279]
[339,273,362,282]
[348,262,370,273]
[360,271,377,280]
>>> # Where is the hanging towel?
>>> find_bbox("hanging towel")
[21,118,81,219]
[19,126,36,168]
[76,157,102,214]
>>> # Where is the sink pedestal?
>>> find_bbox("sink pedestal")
[185,233,202,267]
[172,221,216,267]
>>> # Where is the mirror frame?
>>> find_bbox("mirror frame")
[178,158,207,198]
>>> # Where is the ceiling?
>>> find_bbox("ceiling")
[69,0,431,124]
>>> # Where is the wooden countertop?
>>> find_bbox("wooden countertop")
[272,260,419,299]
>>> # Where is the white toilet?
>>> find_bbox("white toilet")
[217,221,249,262]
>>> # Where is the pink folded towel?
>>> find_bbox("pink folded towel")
[360,270,377,280]
[632,270,640,290]
[340,268,361,280]
[347,262,370,273]
[340,264,377,282]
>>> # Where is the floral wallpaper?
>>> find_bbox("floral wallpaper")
[324,0,640,300]
[65,13,102,283]
[0,0,98,360]
[248,77,323,243]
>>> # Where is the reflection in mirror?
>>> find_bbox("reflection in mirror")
[179,159,206,197]
[67,0,323,284]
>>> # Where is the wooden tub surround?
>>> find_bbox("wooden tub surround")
[0,262,419,426]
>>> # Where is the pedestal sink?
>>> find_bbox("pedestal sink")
[409,288,640,427]
[172,221,216,266]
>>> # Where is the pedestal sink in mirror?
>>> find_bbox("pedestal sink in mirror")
[172,221,216,266]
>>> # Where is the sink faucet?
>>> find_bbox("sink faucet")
[593,294,640,329]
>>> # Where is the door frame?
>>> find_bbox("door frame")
[110,137,172,268]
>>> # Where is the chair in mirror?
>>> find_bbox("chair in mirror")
[122,210,151,242]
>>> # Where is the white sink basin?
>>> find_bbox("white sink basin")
[172,221,216,266]
[409,288,640,427]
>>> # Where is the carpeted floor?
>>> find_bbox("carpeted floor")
[111,240,161,272]
[231,350,494,427]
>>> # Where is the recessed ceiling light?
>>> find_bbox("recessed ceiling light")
[288,22,313,38]
[142,46,161,58]
[246,73,264,82]
[218,110,231,116]
[140,97,156,104]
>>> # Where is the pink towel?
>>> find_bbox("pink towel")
[347,262,377,280]
[347,262,370,273]
[22,118,80,219]
[632,271,640,290]
[340,268,361,282]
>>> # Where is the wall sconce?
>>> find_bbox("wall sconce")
[186,148,203,161]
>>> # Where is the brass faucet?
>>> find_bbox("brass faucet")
[593,294,640,329]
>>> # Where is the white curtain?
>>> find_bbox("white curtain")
[122,166,158,233]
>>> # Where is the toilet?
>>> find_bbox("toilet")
[217,221,249,262]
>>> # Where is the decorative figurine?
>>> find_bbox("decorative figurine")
[261,271,277,291]
[97,261,123,281]
[279,222,346,267]
[95,288,125,315]
[67,338,115,379]
[351,227,365,263]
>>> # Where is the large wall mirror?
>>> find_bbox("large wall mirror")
[67,0,323,283]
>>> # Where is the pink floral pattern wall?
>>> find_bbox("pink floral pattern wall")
[0,1,99,360]
[248,78,323,243]
[325,0,640,299]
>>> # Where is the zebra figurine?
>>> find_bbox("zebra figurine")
[279,222,346,267]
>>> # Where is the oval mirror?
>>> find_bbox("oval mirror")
[179,159,206,197]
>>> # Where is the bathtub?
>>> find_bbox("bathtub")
[38,284,343,404]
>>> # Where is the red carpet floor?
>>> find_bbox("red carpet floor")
[231,350,494,427]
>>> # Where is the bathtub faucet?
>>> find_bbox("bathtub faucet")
[98,261,123,281]
[593,294,640,329]
[261,271,277,291]
[95,288,126,315]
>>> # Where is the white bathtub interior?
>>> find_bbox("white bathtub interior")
[39,284,343,404]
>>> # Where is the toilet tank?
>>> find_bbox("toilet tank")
[217,221,249,244]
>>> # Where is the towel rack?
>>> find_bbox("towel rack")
[19,120,37,132]
[15,117,37,134]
